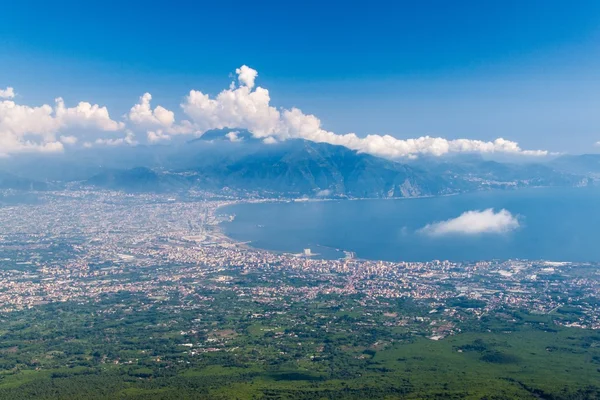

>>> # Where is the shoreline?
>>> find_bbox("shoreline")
[211,188,600,265]
[210,186,600,265]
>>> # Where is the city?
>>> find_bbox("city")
[0,190,598,398]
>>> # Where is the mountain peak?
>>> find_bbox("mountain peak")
[187,129,256,144]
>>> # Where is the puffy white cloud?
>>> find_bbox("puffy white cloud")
[147,130,171,143]
[0,67,552,158]
[419,209,520,236]
[128,93,175,128]
[235,65,258,89]
[55,98,124,131]
[0,93,124,156]
[182,85,280,136]
[292,131,548,158]
[0,87,15,99]
[179,66,550,158]
[225,131,242,142]
[128,93,196,140]
[0,100,62,156]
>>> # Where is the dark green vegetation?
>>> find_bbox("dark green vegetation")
[0,290,598,399]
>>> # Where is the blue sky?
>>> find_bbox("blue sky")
[1,0,600,155]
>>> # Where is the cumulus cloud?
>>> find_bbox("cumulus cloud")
[128,92,195,141]
[55,98,124,131]
[147,130,171,143]
[0,66,552,158]
[225,131,243,142]
[235,65,258,89]
[182,82,280,137]
[0,99,64,156]
[0,87,15,99]
[177,65,549,158]
[0,93,124,156]
[128,93,175,128]
[419,209,520,236]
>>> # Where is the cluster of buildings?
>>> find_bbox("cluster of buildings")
[0,190,599,333]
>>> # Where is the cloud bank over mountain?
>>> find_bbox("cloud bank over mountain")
[0,67,552,158]
[419,209,520,236]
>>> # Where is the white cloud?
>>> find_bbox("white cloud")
[419,209,520,236]
[225,131,242,142]
[0,93,123,156]
[0,87,15,99]
[128,93,175,128]
[55,98,123,131]
[179,66,550,158]
[595,141,600,147]
[0,67,552,158]
[147,130,171,143]
[182,85,280,137]
[235,65,258,89]
[128,92,196,141]
[0,100,62,156]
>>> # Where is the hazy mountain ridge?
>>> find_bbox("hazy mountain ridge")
[1,129,597,197]
[408,155,590,190]
[83,139,449,197]
[550,154,600,176]
[86,167,189,193]
[0,171,50,191]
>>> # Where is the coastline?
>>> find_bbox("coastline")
[211,186,600,264]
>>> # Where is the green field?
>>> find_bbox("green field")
[0,296,598,400]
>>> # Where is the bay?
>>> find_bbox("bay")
[221,187,600,262]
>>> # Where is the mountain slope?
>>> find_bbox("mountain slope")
[83,140,449,197]
[0,171,49,191]
[4,129,593,197]
[409,155,587,189]
[550,154,600,177]
[190,140,449,197]
[87,167,188,193]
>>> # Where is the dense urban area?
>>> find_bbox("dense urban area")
[0,190,599,399]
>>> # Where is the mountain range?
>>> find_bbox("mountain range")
[0,129,597,198]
